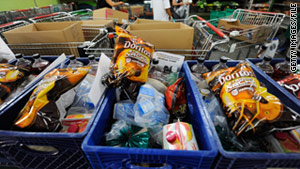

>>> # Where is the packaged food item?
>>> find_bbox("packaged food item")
[255,56,274,76]
[273,57,292,81]
[113,100,137,125]
[212,56,229,71]
[67,55,84,69]
[15,53,32,71]
[106,120,150,148]
[203,62,300,137]
[277,74,300,100]
[165,77,187,121]
[266,131,300,153]
[61,114,92,133]
[31,53,50,75]
[101,26,154,101]
[134,84,169,128]
[0,64,30,103]
[163,120,199,150]
[14,66,90,132]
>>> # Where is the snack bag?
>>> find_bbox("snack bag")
[102,26,154,101]
[277,74,300,100]
[14,67,90,132]
[165,77,187,120]
[203,62,300,136]
[0,64,30,103]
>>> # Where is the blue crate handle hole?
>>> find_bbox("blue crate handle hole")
[125,161,172,169]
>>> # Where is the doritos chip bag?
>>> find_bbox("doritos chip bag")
[0,64,30,103]
[14,67,90,132]
[277,74,300,100]
[203,62,300,136]
[102,26,154,101]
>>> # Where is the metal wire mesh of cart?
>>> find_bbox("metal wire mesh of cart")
[0,11,10,25]
[8,42,88,57]
[51,3,74,13]
[8,8,35,21]
[85,15,229,60]
[0,21,29,43]
[206,9,285,51]
[69,9,93,21]
[29,12,74,23]
[34,6,52,16]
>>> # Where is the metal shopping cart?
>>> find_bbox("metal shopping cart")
[34,6,52,16]
[85,16,229,60]
[8,8,35,21]
[29,12,74,23]
[0,21,29,43]
[69,9,93,21]
[206,9,285,57]
[51,3,74,13]
[0,11,10,25]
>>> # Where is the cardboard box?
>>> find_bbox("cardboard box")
[93,8,128,24]
[217,19,271,43]
[4,22,85,57]
[126,22,194,51]
[133,18,169,25]
[130,5,144,16]
[3,21,84,44]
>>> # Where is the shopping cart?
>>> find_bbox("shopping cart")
[69,9,93,21]
[0,11,10,25]
[85,15,229,60]
[29,12,74,23]
[206,9,285,54]
[117,4,145,21]
[8,8,35,21]
[0,21,29,43]
[34,6,52,16]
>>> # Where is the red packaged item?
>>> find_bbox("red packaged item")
[277,74,300,100]
[165,77,187,120]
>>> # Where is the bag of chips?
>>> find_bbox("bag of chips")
[102,26,154,101]
[277,74,300,100]
[203,62,300,137]
[14,67,90,132]
[0,64,30,103]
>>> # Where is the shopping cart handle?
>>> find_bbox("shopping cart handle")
[16,9,31,12]
[0,22,15,28]
[40,6,51,9]
[242,9,278,15]
[33,13,59,19]
[196,16,227,39]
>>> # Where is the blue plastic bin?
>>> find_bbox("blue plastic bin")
[82,70,218,169]
[183,60,300,169]
[0,57,105,169]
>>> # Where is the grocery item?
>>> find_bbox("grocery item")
[273,57,292,81]
[165,77,187,121]
[31,53,50,75]
[0,64,30,103]
[255,56,274,76]
[101,26,154,101]
[191,57,209,78]
[163,120,199,150]
[106,120,150,148]
[203,62,300,137]
[212,56,228,71]
[67,55,84,69]
[277,74,300,100]
[113,100,137,125]
[15,53,32,71]
[146,78,167,94]
[61,113,92,133]
[134,84,169,128]
[88,55,98,75]
[14,66,90,132]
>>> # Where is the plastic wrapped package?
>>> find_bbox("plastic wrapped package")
[101,26,154,101]
[203,62,300,137]
[277,74,300,100]
[0,64,30,103]
[13,66,90,132]
[106,120,150,148]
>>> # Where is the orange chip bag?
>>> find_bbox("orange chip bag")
[102,26,154,101]
[203,62,300,136]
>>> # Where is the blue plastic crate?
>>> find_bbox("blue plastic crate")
[82,70,218,169]
[183,60,300,169]
[0,57,105,169]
